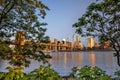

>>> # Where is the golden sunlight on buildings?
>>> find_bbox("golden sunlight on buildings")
[88,38,95,48]
[14,32,112,52]
[73,35,82,50]
[103,41,111,49]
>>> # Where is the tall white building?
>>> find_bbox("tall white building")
[88,38,95,48]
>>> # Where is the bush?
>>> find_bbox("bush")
[0,66,24,80]
[70,66,112,80]
[0,66,61,80]
[114,70,120,80]
[25,65,61,80]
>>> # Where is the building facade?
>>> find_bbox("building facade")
[88,38,95,48]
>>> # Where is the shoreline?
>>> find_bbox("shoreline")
[44,49,114,53]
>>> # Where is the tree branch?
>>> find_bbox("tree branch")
[0,0,16,30]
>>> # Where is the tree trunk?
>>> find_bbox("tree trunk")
[116,51,120,66]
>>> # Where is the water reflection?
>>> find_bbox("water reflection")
[49,51,120,76]
[0,51,120,76]
[88,51,96,67]
[105,53,114,67]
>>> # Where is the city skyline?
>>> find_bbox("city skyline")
[42,0,99,46]
[49,36,97,47]
[48,35,98,46]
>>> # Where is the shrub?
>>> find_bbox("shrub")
[70,66,112,80]
[0,66,24,80]
[24,65,61,80]
[0,66,61,80]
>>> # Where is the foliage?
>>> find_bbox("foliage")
[0,41,12,59]
[1,66,120,80]
[0,0,49,41]
[70,67,78,77]
[0,0,51,67]
[0,66,24,80]
[70,66,112,80]
[25,65,61,80]
[114,70,120,80]
[0,66,61,80]
[0,72,6,80]
[73,0,120,66]
[5,40,51,67]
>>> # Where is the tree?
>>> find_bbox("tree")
[0,0,49,41]
[0,0,51,67]
[73,0,120,65]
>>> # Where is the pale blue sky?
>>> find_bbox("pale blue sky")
[42,0,98,45]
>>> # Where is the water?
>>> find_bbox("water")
[0,51,120,77]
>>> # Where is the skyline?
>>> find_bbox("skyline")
[42,0,98,46]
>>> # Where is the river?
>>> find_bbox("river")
[0,51,120,77]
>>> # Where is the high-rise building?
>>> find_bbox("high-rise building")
[54,38,58,52]
[88,38,95,48]
[73,35,82,49]
[62,38,66,44]
[54,38,58,44]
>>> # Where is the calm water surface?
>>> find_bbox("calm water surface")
[0,51,120,76]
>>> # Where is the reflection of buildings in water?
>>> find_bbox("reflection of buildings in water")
[69,52,83,67]
[67,52,73,68]
[77,52,83,67]
[49,53,61,68]
[105,53,114,67]
[45,51,119,77]
[47,53,52,64]
[63,52,67,74]
[63,53,67,64]
[89,51,96,67]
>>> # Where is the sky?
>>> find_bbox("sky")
[42,0,98,46]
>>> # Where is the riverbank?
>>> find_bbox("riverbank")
[43,49,114,53]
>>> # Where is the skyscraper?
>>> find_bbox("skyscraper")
[88,38,95,48]
[73,35,82,49]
